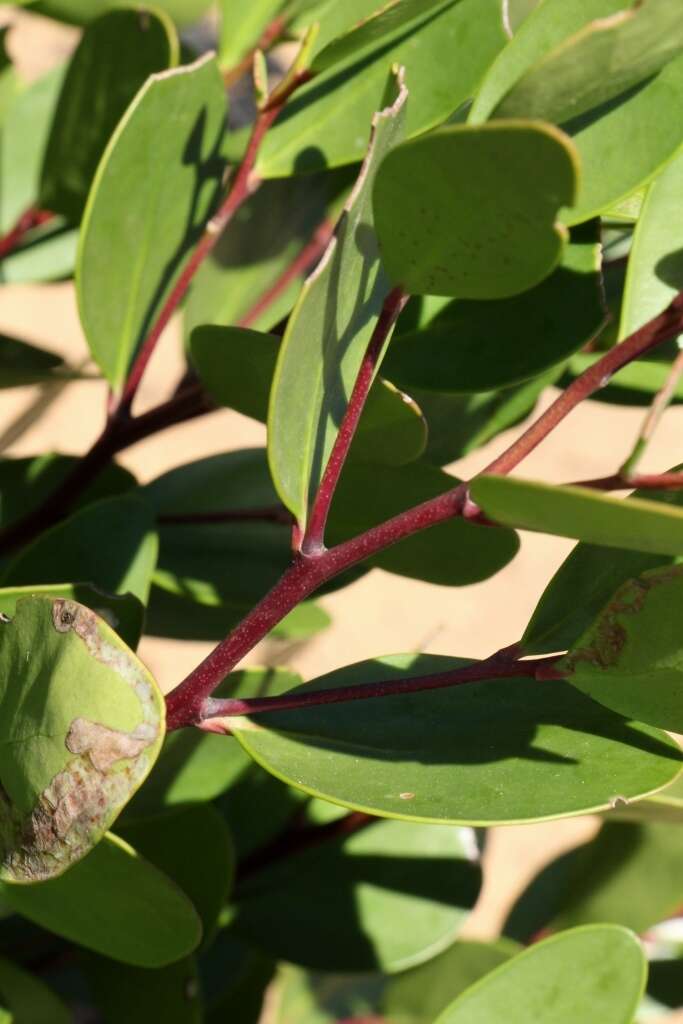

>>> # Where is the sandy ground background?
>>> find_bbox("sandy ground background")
[2,7,683,1005]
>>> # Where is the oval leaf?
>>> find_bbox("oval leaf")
[373,121,577,298]
[0,596,164,882]
[76,54,228,389]
[231,818,481,972]
[230,653,681,824]
[434,925,645,1024]
[0,833,201,966]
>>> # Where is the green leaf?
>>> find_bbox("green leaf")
[190,327,426,465]
[30,0,212,26]
[434,925,645,1024]
[0,30,19,129]
[76,54,228,390]
[0,955,70,1023]
[470,0,683,225]
[494,0,683,125]
[0,833,201,966]
[1,494,158,604]
[145,449,292,609]
[382,939,519,1024]
[266,964,385,1024]
[619,144,683,339]
[0,596,164,882]
[118,804,234,945]
[231,818,482,972]
[0,335,63,388]
[0,583,144,650]
[558,565,683,733]
[218,0,285,70]
[0,65,65,235]
[469,0,636,124]
[551,822,683,934]
[383,224,604,391]
[328,462,519,585]
[82,952,202,1024]
[0,224,78,285]
[522,478,683,655]
[311,0,452,73]
[217,758,309,861]
[40,8,179,221]
[201,932,274,1024]
[185,169,352,336]
[230,653,682,824]
[471,476,683,556]
[127,667,302,818]
[257,0,507,177]
[412,366,562,467]
[267,70,407,525]
[373,121,577,298]
[0,454,135,530]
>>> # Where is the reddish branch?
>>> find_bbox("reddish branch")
[222,13,288,88]
[574,471,683,492]
[165,290,683,729]
[302,285,409,554]
[202,654,560,723]
[0,207,53,260]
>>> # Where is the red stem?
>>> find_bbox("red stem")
[482,292,683,476]
[573,471,683,491]
[302,285,409,554]
[0,207,53,260]
[165,291,683,729]
[202,654,559,723]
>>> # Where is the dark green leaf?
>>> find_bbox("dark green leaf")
[382,939,519,1024]
[470,0,637,123]
[230,653,682,824]
[190,327,426,465]
[0,596,164,881]
[82,952,202,1024]
[0,955,70,1023]
[201,931,274,1024]
[373,122,577,298]
[268,70,407,525]
[0,454,135,530]
[1,833,201,966]
[552,822,683,934]
[231,818,481,972]
[328,462,519,585]
[383,224,604,391]
[2,494,158,604]
[601,773,683,825]
[0,335,63,389]
[522,479,683,655]
[435,925,645,1024]
[559,565,683,732]
[471,476,683,555]
[76,54,228,389]
[40,8,179,221]
[311,0,452,73]
[257,0,507,176]
[118,804,234,945]
[494,0,683,125]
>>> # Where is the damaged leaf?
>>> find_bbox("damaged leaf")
[0,596,164,883]
[558,565,683,733]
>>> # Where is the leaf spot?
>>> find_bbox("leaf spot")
[66,718,156,773]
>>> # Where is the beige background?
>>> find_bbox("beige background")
[2,9,683,1012]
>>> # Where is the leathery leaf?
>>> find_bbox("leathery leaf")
[0,596,164,883]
